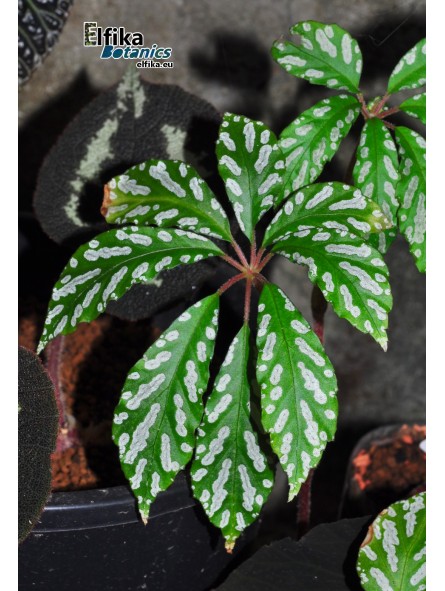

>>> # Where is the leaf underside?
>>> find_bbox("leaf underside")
[279,95,360,196]
[256,284,338,500]
[216,113,284,240]
[263,182,392,248]
[191,325,274,550]
[399,93,426,125]
[270,228,392,349]
[356,492,426,591]
[353,118,399,254]
[387,39,426,94]
[394,127,426,272]
[38,226,223,352]
[112,294,220,520]
[272,20,363,92]
[103,159,233,242]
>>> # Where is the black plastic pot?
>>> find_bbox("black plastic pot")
[19,474,254,591]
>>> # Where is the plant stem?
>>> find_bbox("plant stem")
[244,277,252,324]
[222,255,246,274]
[218,272,245,295]
[257,252,273,273]
[231,239,249,268]
[379,105,400,119]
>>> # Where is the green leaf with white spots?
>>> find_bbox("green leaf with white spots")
[399,93,426,125]
[256,284,338,500]
[395,127,426,273]
[270,228,392,349]
[356,492,426,591]
[353,119,399,254]
[191,325,274,551]
[387,39,426,94]
[279,95,360,196]
[263,182,392,248]
[102,159,233,242]
[38,227,223,352]
[271,21,363,92]
[112,294,220,522]
[216,113,285,240]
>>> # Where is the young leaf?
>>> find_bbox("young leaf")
[353,119,399,253]
[38,227,223,352]
[270,228,392,349]
[387,39,426,94]
[271,21,363,92]
[102,160,233,242]
[263,182,391,248]
[112,294,220,521]
[279,95,360,196]
[356,492,426,591]
[256,284,338,500]
[399,93,426,124]
[216,113,284,240]
[191,325,274,551]
[394,127,426,272]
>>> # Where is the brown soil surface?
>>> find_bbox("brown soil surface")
[19,300,159,491]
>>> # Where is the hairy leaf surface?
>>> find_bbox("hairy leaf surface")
[399,93,426,124]
[270,228,392,349]
[353,119,399,253]
[279,95,360,196]
[357,493,426,591]
[271,21,363,92]
[395,127,426,272]
[191,325,274,550]
[112,295,219,521]
[216,113,284,239]
[102,159,232,242]
[263,182,391,247]
[256,284,338,500]
[38,227,223,351]
[387,39,426,94]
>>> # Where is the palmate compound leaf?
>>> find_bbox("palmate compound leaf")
[191,325,274,551]
[112,294,220,521]
[279,95,360,197]
[256,284,338,500]
[102,159,233,242]
[356,492,426,591]
[38,227,223,352]
[353,118,399,254]
[268,228,392,349]
[263,182,392,248]
[216,113,285,240]
[271,21,363,92]
[394,127,426,273]
[387,39,426,94]
[399,93,426,125]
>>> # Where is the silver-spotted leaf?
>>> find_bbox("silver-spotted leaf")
[263,182,391,248]
[191,325,274,550]
[394,127,426,272]
[353,119,399,253]
[357,492,426,590]
[103,160,232,242]
[256,284,338,500]
[387,39,426,94]
[271,21,363,92]
[38,227,223,352]
[112,294,220,521]
[270,228,392,349]
[399,93,426,125]
[216,113,285,240]
[279,95,360,196]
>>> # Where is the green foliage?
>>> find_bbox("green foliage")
[39,107,394,550]
[356,492,426,590]
[272,20,426,271]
